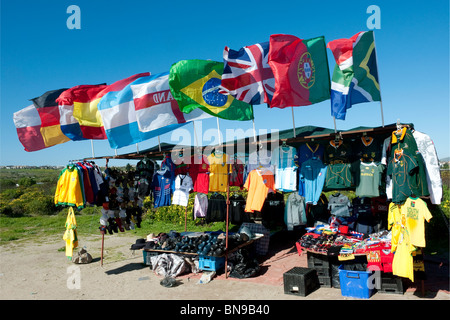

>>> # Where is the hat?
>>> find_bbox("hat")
[130,238,146,250]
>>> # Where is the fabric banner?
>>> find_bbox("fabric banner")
[97,72,212,149]
[219,41,275,105]
[30,88,71,147]
[13,105,48,152]
[268,34,330,108]
[327,31,381,120]
[169,59,254,121]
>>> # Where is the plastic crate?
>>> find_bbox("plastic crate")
[379,274,404,295]
[199,255,225,272]
[283,267,320,297]
[143,251,160,269]
[318,275,332,288]
[338,265,375,299]
[307,252,331,268]
[314,267,330,277]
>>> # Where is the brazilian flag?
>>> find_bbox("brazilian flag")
[169,59,254,121]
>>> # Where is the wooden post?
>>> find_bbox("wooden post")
[225,162,230,278]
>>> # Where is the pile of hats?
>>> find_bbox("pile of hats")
[130,231,252,257]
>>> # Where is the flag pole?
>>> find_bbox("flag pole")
[333,116,337,133]
[252,119,257,143]
[291,107,296,137]
[158,136,161,152]
[193,121,199,148]
[90,140,95,158]
[136,143,139,154]
[372,31,385,127]
[216,117,222,146]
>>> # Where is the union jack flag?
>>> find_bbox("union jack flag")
[219,41,275,105]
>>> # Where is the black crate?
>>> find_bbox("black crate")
[283,267,320,297]
[379,274,405,295]
[314,267,330,277]
[318,275,332,288]
[307,252,331,268]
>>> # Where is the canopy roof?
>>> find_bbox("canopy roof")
[81,122,408,161]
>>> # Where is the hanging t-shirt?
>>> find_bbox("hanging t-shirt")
[261,191,285,227]
[271,145,297,192]
[193,193,208,219]
[285,193,306,230]
[229,194,248,225]
[413,130,443,205]
[387,150,419,204]
[324,140,352,164]
[401,197,433,248]
[299,158,327,204]
[246,149,274,174]
[172,174,193,207]
[161,154,176,192]
[355,162,384,197]
[353,136,382,162]
[189,154,210,194]
[296,142,324,166]
[328,193,351,217]
[229,158,245,188]
[244,169,276,213]
[206,193,227,222]
[151,169,172,208]
[55,164,86,210]
[208,152,229,192]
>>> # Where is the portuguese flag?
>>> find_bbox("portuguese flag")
[169,59,254,121]
[268,34,330,108]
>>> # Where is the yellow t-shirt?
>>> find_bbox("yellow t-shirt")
[388,202,403,253]
[244,169,276,212]
[402,197,432,248]
[55,165,85,209]
[392,233,415,282]
[208,152,229,192]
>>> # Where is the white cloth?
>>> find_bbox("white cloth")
[193,193,208,219]
[172,174,193,206]
[413,130,443,204]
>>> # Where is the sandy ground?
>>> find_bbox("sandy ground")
[0,232,448,306]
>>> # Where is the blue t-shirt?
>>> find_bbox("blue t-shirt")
[299,158,327,205]
[151,170,172,208]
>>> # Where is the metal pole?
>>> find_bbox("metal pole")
[216,117,222,146]
[158,136,161,152]
[291,107,296,137]
[136,143,140,154]
[252,119,257,143]
[225,163,230,278]
[372,31,384,127]
[333,116,337,133]
[90,140,95,158]
[193,121,199,147]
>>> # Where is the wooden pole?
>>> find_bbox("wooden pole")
[225,163,230,278]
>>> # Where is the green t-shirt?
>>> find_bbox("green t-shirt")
[355,162,385,197]
[387,151,418,204]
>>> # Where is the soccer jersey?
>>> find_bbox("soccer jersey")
[208,152,229,192]
[296,142,324,166]
[324,163,353,189]
[355,162,384,197]
[247,149,274,173]
[299,158,327,204]
[172,174,193,207]
[354,136,382,162]
[161,154,176,192]
[151,169,172,208]
[188,154,210,194]
[271,145,297,192]
[55,164,86,209]
[387,150,419,204]
[328,193,351,217]
[244,169,276,213]
[324,140,352,164]
[229,158,245,187]
[402,197,432,248]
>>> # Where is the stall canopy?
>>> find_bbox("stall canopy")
[80,123,405,161]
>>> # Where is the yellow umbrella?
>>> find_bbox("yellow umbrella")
[63,207,78,260]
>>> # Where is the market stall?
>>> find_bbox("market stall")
[54,121,444,297]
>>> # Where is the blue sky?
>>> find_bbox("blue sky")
[1,0,449,167]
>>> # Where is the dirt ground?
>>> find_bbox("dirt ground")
[0,231,448,306]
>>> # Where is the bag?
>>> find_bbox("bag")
[73,248,92,264]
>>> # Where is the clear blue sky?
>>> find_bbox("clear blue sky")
[1,0,449,167]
